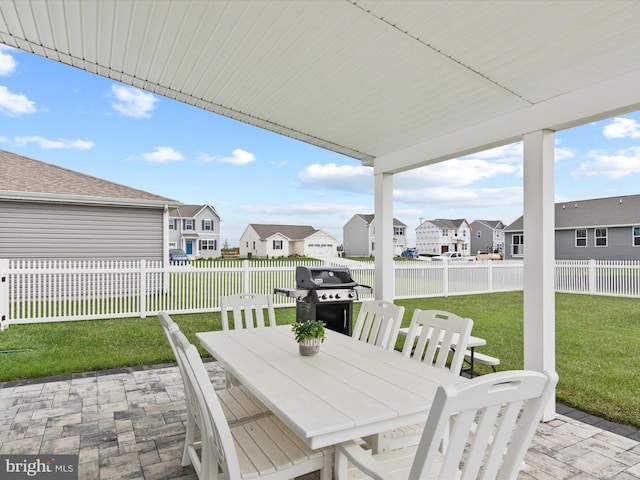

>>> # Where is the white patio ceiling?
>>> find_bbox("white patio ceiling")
[2,0,640,174]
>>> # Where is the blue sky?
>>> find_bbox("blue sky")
[2,45,640,247]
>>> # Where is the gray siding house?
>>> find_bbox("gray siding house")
[0,150,180,261]
[470,220,505,255]
[343,214,408,257]
[503,194,640,260]
[168,204,222,259]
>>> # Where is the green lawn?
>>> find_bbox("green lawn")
[1,292,639,429]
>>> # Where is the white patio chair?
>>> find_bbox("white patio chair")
[390,309,473,450]
[336,369,559,480]
[352,299,405,351]
[401,309,473,374]
[220,293,276,330]
[158,312,270,468]
[219,293,276,386]
[176,333,334,480]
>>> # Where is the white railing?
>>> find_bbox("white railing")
[1,258,638,325]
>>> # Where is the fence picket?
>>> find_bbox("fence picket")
[2,258,639,325]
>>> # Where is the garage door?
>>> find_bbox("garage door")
[307,243,335,257]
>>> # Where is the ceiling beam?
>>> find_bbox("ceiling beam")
[373,69,640,174]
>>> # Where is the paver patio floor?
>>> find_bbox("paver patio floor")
[1,362,639,479]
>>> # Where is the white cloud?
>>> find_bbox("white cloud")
[397,159,517,189]
[0,46,17,76]
[603,117,640,139]
[240,202,366,218]
[0,86,36,115]
[197,153,216,163]
[467,142,523,162]
[13,136,94,150]
[395,185,522,208]
[299,163,372,193]
[111,85,157,118]
[571,146,640,179]
[219,149,256,165]
[141,146,184,163]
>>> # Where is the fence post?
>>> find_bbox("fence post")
[588,258,596,294]
[443,260,449,297]
[242,260,250,293]
[488,260,494,292]
[0,259,8,331]
[139,260,147,318]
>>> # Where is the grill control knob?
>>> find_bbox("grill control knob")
[321,293,328,300]
[348,292,354,298]
[335,293,341,299]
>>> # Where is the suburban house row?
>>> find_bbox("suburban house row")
[2,149,639,261]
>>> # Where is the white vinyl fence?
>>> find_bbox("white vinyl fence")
[0,258,638,326]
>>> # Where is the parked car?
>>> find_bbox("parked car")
[169,248,188,264]
[431,252,476,262]
[400,249,420,258]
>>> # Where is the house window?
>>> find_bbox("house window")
[202,219,214,231]
[273,240,283,250]
[169,218,176,230]
[394,227,404,236]
[634,227,640,246]
[477,231,482,238]
[200,240,217,250]
[575,229,587,247]
[183,219,195,230]
[442,230,449,237]
[595,228,607,247]
[512,234,524,256]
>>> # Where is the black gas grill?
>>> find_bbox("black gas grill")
[275,266,371,335]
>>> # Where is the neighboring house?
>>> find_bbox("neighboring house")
[415,218,472,256]
[168,204,221,259]
[470,220,505,255]
[0,149,180,260]
[239,224,338,258]
[503,194,640,260]
[343,214,408,257]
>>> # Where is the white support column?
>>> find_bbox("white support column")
[523,130,556,421]
[374,172,394,302]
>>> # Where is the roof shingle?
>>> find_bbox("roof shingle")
[0,149,177,204]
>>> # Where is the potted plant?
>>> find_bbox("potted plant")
[291,320,326,356]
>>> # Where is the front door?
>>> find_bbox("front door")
[185,241,193,255]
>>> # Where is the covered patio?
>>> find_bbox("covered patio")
[2,5,640,413]
[1,362,639,479]
[2,1,640,475]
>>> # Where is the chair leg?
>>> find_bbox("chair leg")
[182,413,195,466]
[321,454,333,480]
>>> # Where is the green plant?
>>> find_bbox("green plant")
[291,320,326,343]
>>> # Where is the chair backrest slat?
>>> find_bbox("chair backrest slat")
[352,300,405,351]
[402,309,473,374]
[220,293,275,330]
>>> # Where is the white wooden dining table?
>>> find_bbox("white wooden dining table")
[196,325,468,450]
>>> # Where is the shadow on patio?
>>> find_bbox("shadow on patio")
[1,362,639,479]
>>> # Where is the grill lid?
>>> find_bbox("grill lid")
[295,266,358,289]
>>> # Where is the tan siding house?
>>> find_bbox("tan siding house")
[0,150,181,260]
[239,224,338,258]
